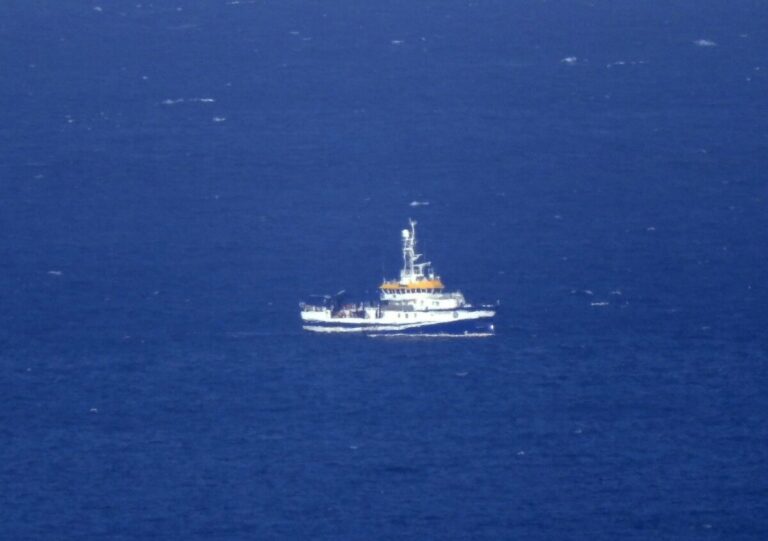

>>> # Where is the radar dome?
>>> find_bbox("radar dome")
[401,229,410,239]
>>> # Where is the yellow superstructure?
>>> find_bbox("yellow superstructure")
[380,279,445,291]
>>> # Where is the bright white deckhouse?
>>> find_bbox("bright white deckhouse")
[300,220,496,335]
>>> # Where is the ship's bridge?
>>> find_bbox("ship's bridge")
[379,277,464,310]
[379,220,466,310]
[379,220,448,294]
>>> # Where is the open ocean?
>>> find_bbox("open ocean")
[1,1,767,539]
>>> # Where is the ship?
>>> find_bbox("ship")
[300,220,496,336]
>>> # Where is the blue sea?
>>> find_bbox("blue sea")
[2,1,767,539]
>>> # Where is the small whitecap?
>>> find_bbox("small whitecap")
[646,226,656,232]
[47,270,63,276]
[693,39,717,47]
[561,56,578,65]
[93,6,103,12]
[455,371,468,377]
[409,200,429,207]
[590,301,609,307]
[391,39,404,45]
[212,116,227,122]
[163,97,215,105]
[90,407,99,413]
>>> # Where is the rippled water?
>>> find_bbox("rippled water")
[1,1,767,539]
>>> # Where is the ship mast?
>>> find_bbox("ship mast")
[378,219,443,292]
[400,219,427,283]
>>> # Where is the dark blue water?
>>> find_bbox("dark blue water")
[2,1,767,539]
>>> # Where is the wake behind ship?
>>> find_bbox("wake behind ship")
[300,220,496,336]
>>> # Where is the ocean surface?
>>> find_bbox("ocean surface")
[2,1,767,539]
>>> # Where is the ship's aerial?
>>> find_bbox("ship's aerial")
[300,220,496,335]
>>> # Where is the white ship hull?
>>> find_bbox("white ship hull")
[301,307,496,335]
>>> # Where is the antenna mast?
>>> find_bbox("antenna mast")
[400,219,423,282]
